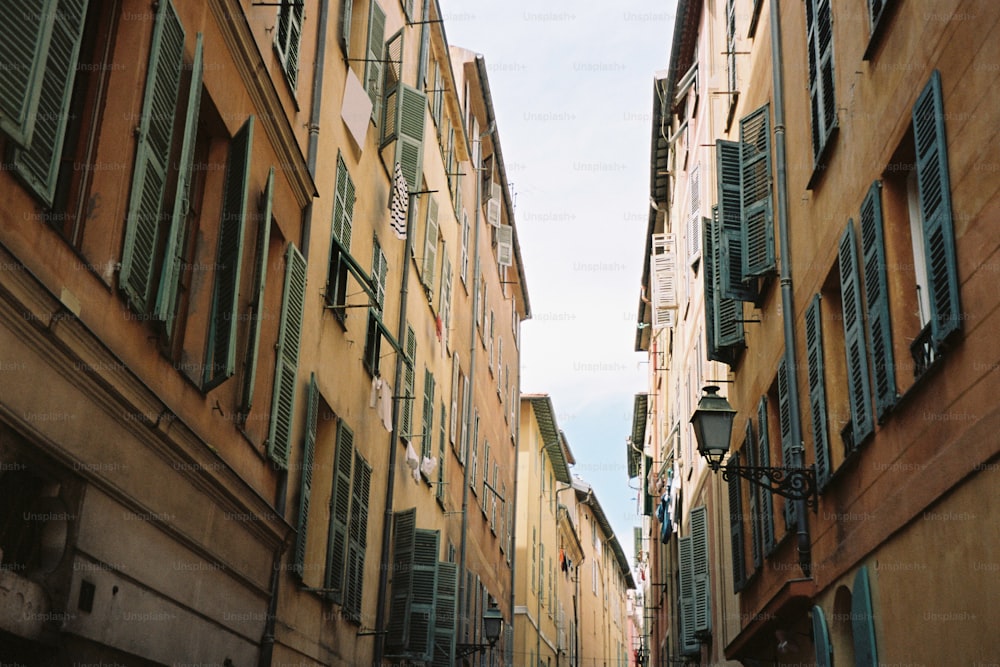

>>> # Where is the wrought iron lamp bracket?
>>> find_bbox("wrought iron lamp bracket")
[719,463,818,511]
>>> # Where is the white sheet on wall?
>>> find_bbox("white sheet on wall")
[341,67,372,149]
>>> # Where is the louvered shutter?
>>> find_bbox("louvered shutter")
[345,454,372,621]
[204,116,255,389]
[410,529,440,662]
[851,566,879,666]
[0,0,56,147]
[687,165,702,262]
[777,358,796,530]
[10,0,89,206]
[396,83,427,192]
[380,28,404,145]
[859,182,897,420]
[437,400,447,501]
[293,373,318,578]
[239,167,274,415]
[487,183,502,227]
[913,70,960,348]
[806,0,836,164]
[120,0,185,312]
[838,220,874,449]
[386,508,416,655]
[364,0,386,119]
[423,197,439,288]
[728,451,746,592]
[757,396,776,555]
[401,325,417,440]
[691,505,710,635]
[716,140,756,301]
[326,421,355,604]
[704,214,718,362]
[275,0,303,88]
[450,353,460,444]
[422,369,435,459]
[266,242,307,467]
[497,225,514,267]
[650,232,677,329]
[340,0,352,54]
[745,421,762,570]
[440,254,453,337]
[713,209,744,350]
[812,605,833,667]
[739,104,775,278]
[332,153,355,247]
[805,295,832,488]
[678,535,698,655]
[433,561,458,667]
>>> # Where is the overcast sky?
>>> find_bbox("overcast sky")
[438,0,676,567]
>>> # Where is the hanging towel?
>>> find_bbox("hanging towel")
[379,380,393,431]
[369,376,381,409]
[389,162,409,240]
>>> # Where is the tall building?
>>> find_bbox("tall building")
[636,0,1000,665]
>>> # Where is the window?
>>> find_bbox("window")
[704,206,745,366]
[339,0,353,55]
[805,0,837,176]
[274,0,304,88]
[363,237,389,375]
[754,397,776,556]
[728,450,747,592]
[326,153,358,314]
[863,0,896,59]
[364,0,386,120]
[400,324,417,441]
[725,0,738,103]
[421,368,435,461]
[805,295,833,490]
[838,219,875,452]
[678,505,710,655]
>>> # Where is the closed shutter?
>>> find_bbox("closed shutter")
[204,116,255,389]
[423,197,439,288]
[432,561,458,667]
[0,0,56,147]
[396,83,427,192]
[851,566,879,666]
[344,453,372,621]
[120,0,185,312]
[717,140,756,301]
[777,358,796,531]
[401,325,417,440]
[757,396,776,555]
[859,181,897,420]
[806,0,836,164]
[364,0,386,119]
[812,605,833,667]
[913,70,960,348]
[739,104,775,278]
[411,529,440,662]
[239,167,274,416]
[728,451,746,592]
[326,421,355,604]
[745,421,762,570]
[386,508,416,655]
[266,242,307,467]
[805,295,832,488]
[691,505,710,635]
[838,220,874,449]
[10,0,89,206]
[678,535,698,655]
[293,373,319,578]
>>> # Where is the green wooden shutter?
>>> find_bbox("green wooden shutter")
[678,535,698,655]
[422,196,439,288]
[691,505,710,635]
[757,396,776,555]
[364,0,386,119]
[437,399,447,501]
[716,140,756,301]
[0,0,56,147]
[326,420,355,604]
[812,605,833,667]
[728,451,746,592]
[340,0,352,53]
[401,324,417,440]
[706,206,744,364]
[266,242,307,467]
[806,0,836,164]
[739,104,775,278]
[154,33,203,333]
[275,1,303,88]
[239,167,274,416]
[432,560,457,667]
[10,0,89,206]
[704,208,718,362]
[386,507,416,655]
[805,295,832,488]
[914,70,961,348]
[745,420,762,570]
[397,83,427,192]
[332,153,355,247]
[410,529,440,662]
[204,115,254,389]
[859,181,897,420]
[450,353,460,444]
[838,220,874,449]
[120,0,185,312]
[421,368,435,459]
[851,566,879,666]
[777,358,797,530]
[293,373,318,579]
[345,453,372,621]
[380,28,404,145]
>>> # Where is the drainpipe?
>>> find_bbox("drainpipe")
[508,411,521,667]
[768,0,811,575]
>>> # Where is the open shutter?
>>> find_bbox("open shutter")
[691,506,710,636]
[739,104,775,278]
[913,70,960,348]
[432,561,458,667]
[401,325,417,440]
[275,0,303,88]
[805,295,832,488]
[852,566,879,666]
[421,369,435,459]
[120,0,185,312]
[745,421,762,570]
[396,83,427,192]
[332,153,355,247]
[497,225,514,268]
[340,0,352,53]
[728,451,746,592]
[239,167,274,415]
[326,421,355,604]
[380,28,404,145]
[687,165,702,263]
[450,353,460,444]
[651,233,677,329]
[704,214,718,362]
[777,358,796,530]
[344,454,372,621]
[678,535,698,655]
[812,605,834,667]
[0,0,56,147]
[839,220,874,449]
[154,33,203,333]
[10,0,89,206]
[859,182,897,420]
[806,0,837,164]
[487,182,502,226]
[293,373,319,578]
[266,242,307,467]
[717,140,756,301]
[410,529,440,662]
[386,508,416,655]
[757,396,776,555]
[204,115,255,389]
[422,197,439,288]
[714,210,745,350]
[364,0,386,119]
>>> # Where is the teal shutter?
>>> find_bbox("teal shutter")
[239,167,274,416]
[728,451,746,592]
[706,206,744,365]
[703,208,718,362]
[401,324,417,440]
[757,396,776,555]
[380,28,404,145]
[10,0,89,206]
[745,420,762,570]
[364,0,386,120]
[120,0,185,312]
[275,0,303,88]
[432,560,457,667]
[422,197,439,288]
[716,140,756,301]
[777,358,797,530]
[386,507,416,656]
[851,566,879,666]
[812,605,833,667]
[332,153,355,248]
[410,529,440,662]
[266,242,307,467]
[204,115,254,389]
[838,220,874,449]
[396,83,427,191]
[326,421,355,604]
[154,33,204,333]
[739,104,775,278]
[913,70,961,348]
[421,369,435,459]
[436,400,447,501]
[806,0,836,164]
[293,373,318,578]
[678,535,698,655]
[859,182,897,420]
[805,295,832,488]
[0,0,56,147]
[340,0,352,53]
[344,453,372,622]
[691,505,711,636]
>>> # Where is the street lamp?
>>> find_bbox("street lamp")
[455,604,504,659]
[690,386,818,510]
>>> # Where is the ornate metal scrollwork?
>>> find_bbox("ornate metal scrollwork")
[720,464,818,511]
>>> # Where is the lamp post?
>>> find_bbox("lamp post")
[455,604,504,660]
[690,386,818,510]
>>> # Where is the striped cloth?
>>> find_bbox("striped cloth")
[389,162,409,240]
